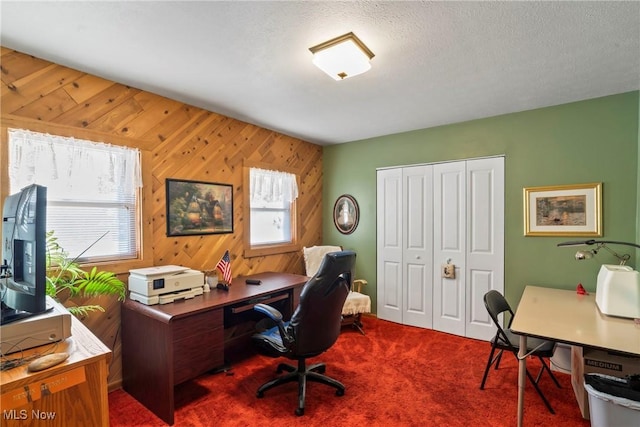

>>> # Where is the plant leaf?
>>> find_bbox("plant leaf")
[67,305,105,317]
[45,231,127,317]
[75,267,126,300]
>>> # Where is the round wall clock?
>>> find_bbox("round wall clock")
[333,194,359,235]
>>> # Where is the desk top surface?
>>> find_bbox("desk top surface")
[511,285,640,356]
[123,271,308,320]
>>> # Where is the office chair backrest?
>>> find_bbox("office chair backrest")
[290,250,355,357]
[484,290,515,344]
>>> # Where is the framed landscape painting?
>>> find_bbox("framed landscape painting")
[166,178,233,236]
[523,182,602,237]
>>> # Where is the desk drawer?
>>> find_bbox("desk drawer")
[173,309,224,384]
[172,308,223,339]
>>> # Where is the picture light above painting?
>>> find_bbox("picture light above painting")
[523,182,602,237]
[166,178,233,237]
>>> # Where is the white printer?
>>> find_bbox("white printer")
[128,265,204,305]
[595,264,640,319]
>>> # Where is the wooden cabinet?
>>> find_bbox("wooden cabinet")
[0,315,111,427]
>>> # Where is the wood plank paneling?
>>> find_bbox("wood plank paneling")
[0,48,323,388]
[2,64,85,114]
[63,74,116,104]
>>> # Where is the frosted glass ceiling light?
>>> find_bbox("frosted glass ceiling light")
[309,32,374,80]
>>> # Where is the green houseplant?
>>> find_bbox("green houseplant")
[45,231,126,317]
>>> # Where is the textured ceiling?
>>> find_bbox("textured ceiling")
[1,1,639,145]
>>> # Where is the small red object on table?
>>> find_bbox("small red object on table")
[576,283,589,295]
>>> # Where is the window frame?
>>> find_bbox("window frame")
[1,116,152,275]
[243,161,300,258]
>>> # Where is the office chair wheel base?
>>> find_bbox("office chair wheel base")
[295,408,304,416]
[276,363,295,374]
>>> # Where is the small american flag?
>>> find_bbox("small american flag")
[216,250,232,285]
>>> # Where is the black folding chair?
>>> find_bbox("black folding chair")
[479,290,561,413]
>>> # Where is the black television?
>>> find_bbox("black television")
[1,184,48,325]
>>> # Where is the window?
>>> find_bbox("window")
[244,166,299,257]
[8,128,142,263]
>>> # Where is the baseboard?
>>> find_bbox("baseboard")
[108,379,122,393]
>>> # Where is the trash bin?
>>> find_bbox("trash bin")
[584,373,640,427]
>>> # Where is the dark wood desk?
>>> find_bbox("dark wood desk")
[121,271,308,425]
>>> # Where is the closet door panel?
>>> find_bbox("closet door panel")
[432,161,466,336]
[377,168,403,323]
[402,166,432,328]
[468,269,493,331]
[466,157,505,340]
[381,261,402,309]
[439,271,463,317]
[406,264,427,312]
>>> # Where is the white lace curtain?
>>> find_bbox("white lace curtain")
[249,168,298,208]
[8,128,142,199]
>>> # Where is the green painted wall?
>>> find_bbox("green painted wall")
[322,91,639,310]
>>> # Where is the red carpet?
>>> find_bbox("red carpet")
[109,317,589,426]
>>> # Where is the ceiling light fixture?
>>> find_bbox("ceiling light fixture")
[309,32,374,81]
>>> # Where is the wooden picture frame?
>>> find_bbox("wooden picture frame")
[523,182,602,237]
[333,194,359,235]
[166,178,233,236]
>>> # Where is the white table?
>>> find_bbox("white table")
[510,285,640,427]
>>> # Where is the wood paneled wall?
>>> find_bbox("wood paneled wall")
[0,48,323,388]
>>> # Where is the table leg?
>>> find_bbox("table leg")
[517,335,527,427]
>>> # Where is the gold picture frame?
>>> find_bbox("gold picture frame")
[523,182,602,237]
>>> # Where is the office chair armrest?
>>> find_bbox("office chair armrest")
[253,303,295,348]
[353,279,367,293]
[254,303,283,322]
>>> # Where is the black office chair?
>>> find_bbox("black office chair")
[479,290,561,414]
[251,250,355,416]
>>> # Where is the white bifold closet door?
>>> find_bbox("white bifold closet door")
[376,165,433,328]
[377,167,404,325]
[377,157,504,341]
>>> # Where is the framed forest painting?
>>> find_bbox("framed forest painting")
[166,178,233,236]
